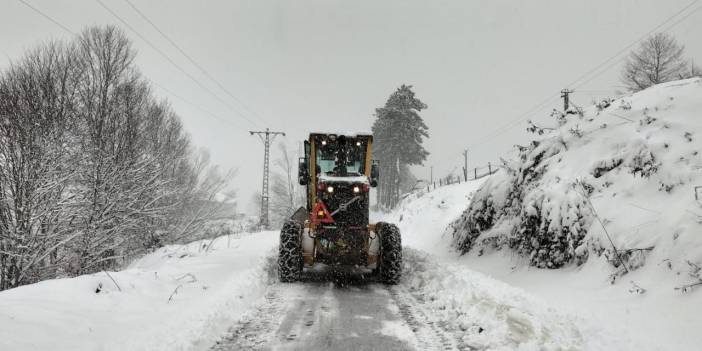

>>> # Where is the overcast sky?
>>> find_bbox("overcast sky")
[2,0,701,214]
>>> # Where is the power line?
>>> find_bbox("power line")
[17,0,244,130]
[573,90,618,93]
[572,3,702,90]
[467,94,559,149]
[468,0,702,150]
[568,0,702,90]
[94,0,262,128]
[123,0,268,126]
[16,0,75,35]
[149,80,243,128]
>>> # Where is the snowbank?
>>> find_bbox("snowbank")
[372,180,487,255]
[451,78,702,281]
[402,248,635,351]
[0,231,278,351]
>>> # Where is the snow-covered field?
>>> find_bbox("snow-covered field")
[0,232,279,351]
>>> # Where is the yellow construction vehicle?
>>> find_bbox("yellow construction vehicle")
[278,132,402,284]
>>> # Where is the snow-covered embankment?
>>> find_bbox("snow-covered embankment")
[0,232,278,351]
[377,182,635,350]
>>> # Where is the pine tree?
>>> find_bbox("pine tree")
[372,85,429,208]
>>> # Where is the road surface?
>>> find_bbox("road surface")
[212,270,468,351]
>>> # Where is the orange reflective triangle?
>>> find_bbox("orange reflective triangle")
[311,201,335,224]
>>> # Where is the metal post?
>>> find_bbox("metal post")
[250,128,285,230]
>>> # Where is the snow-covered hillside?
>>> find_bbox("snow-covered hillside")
[380,178,702,351]
[451,78,702,285]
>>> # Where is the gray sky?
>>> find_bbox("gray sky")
[2,0,701,214]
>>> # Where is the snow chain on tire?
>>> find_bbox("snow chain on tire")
[377,222,402,284]
[278,220,303,282]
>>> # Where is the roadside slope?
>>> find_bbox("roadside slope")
[0,232,278,351]
[376,181,640,350]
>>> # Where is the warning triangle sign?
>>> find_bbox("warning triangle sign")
[311,201,334,224]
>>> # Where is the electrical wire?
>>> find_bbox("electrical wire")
[149,80,243,128]
[572,3,702,90]
[16,0,75,35]
[122,0,268,125]
[468,0,702,150]
[15,0,245,130]
[94,0,262,128]
[566,0,701,89]
[467,94,560,149]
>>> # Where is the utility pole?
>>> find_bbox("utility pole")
[250,128,285,230]
[430,166,433,184]
[561,89,573,112]
[462,149,468,181]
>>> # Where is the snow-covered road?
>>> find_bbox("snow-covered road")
[208,245,628,351]
[212,269,467,351]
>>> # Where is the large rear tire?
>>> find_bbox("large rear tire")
[278,220,303,282]
[377,222,402,284]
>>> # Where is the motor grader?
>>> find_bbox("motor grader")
[278,132,402,284]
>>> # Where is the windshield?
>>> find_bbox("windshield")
[315,136,367,176]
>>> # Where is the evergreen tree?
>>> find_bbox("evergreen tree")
[372,85,429,208]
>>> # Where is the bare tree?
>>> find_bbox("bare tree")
[164,149,235,243]
[0,25,234,290]
[621,33,688,92]
[0,41,81,289]
[269,143,304,227]
[690,60,702,78]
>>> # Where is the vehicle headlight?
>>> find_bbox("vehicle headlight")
[353,186,360,193]
[327,186,334,193]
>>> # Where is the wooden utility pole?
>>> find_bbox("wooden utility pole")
[250,128,285,230]
[561,89,573,112]
[462,149,468,181]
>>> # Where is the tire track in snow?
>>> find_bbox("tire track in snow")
[389,284,474,351]
[211,284,288,350]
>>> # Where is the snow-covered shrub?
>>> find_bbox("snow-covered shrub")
[452,139,593,268]
[510,181,592,268]
[595,98,614,112]
[450,78,702,276]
